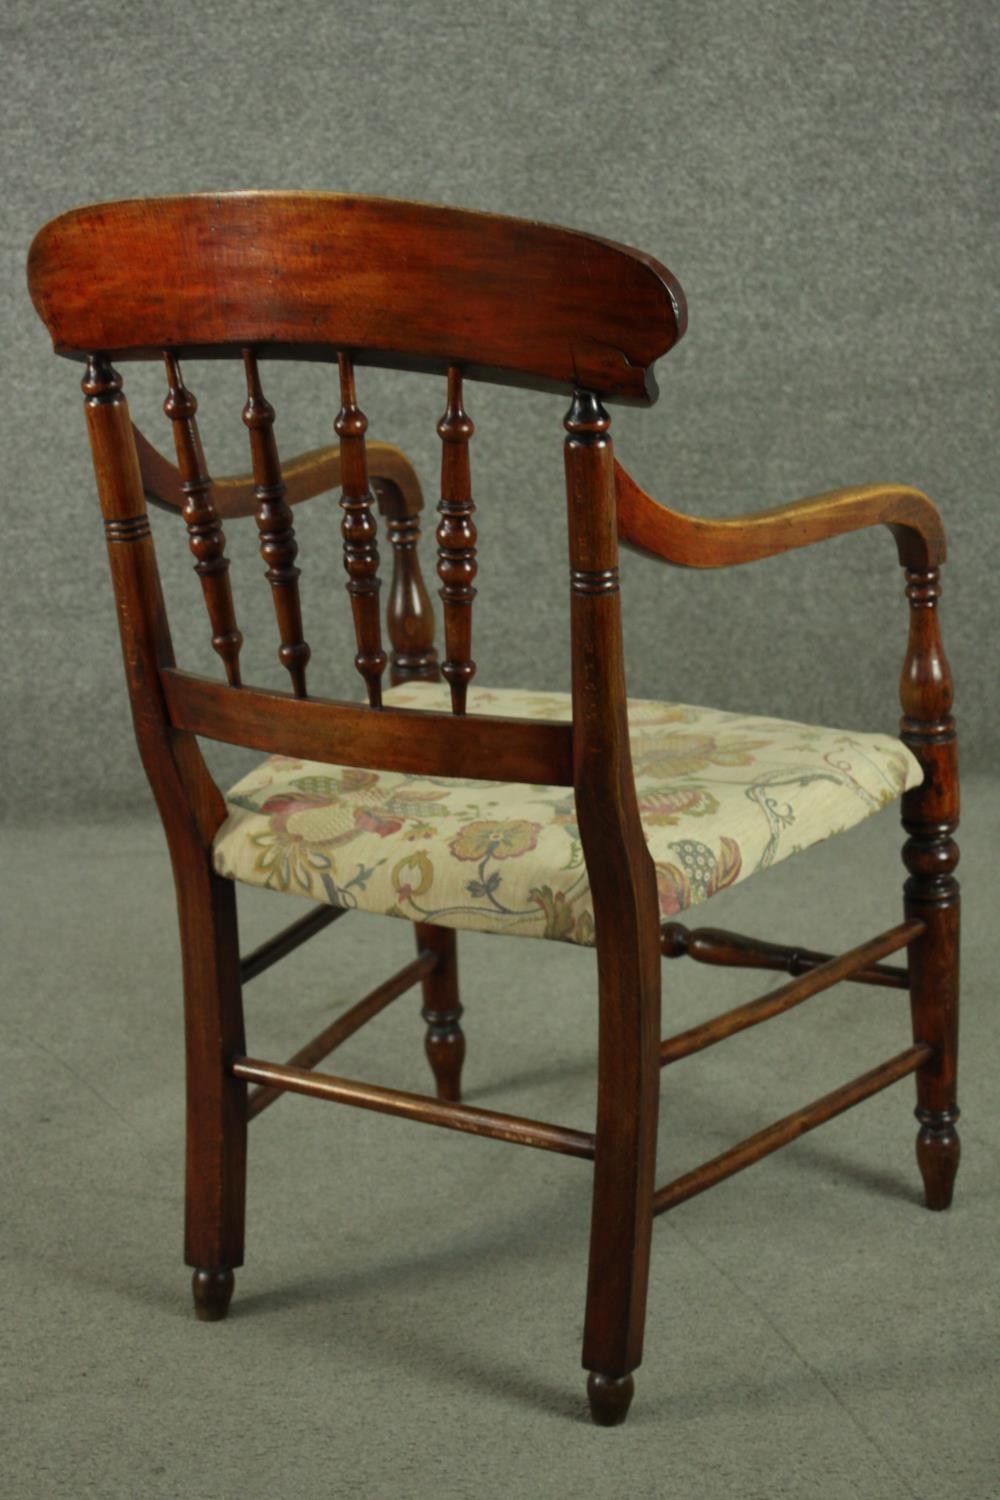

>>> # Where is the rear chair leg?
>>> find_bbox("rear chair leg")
[900,565,960,1210]
[583,926,661,1426]
[416,923,464,1102]
[177,865,248,1318]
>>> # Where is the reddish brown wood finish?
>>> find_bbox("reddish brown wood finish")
[247,950,436,1119]
[162,356,243,685]
[659,921,922,1065]
[81,357,247,1313]
[30,193,960,1429]
[231,1056,596,1159]
[241,353,310,695]
[900,568,961,1208]
[616,461,946,571]
[135,426,422,522]
[436,367,477,712]
[374,475,440,685]
[564,391,661,1428]
[29,193,686,401]
[415,924,464,1102]
[660,922,910,989]
[134,429,438,686]
[160,668,573,785]
[192,1267,235,1322]
[652,1045,931,1214]
[240,905,348,985]
[336,354,387,705]
[587,1373,634,1428]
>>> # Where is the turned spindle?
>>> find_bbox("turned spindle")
[436,366,477,713]
[241,352,310,696]
[163,355,243,685]
[899,565,960,1210]
[372,477,440,684]
[336,354,387,706]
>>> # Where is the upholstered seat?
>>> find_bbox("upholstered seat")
[213,682,921,944]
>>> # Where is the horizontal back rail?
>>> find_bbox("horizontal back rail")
[28,193,686,403]
[160,668,574,785]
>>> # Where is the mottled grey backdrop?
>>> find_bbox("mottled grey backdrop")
[2,0,996,819]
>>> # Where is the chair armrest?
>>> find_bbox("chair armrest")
[133,423,425,522]
[615,461,945,571]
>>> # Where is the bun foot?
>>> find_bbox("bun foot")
[916,1108,961,1210]
[587,1371,635,1426]
[192,1267,235,1321]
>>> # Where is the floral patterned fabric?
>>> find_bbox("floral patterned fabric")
[212,683,921,946]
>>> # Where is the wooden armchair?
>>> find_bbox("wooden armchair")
[27,193,958,1427]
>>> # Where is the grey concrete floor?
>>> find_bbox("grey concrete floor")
[2,781,998,1499]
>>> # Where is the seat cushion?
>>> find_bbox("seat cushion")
[212,683,921,946]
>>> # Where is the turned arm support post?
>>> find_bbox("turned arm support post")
[134,425,439,686]
[899,564,961,1208]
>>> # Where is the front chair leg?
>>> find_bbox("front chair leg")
[415,923,464,1102]
[900,564,960,1210]
[177,863,248,1319]
[905,897,960,1208]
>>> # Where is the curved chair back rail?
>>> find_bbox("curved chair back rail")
[27,192,686,403]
